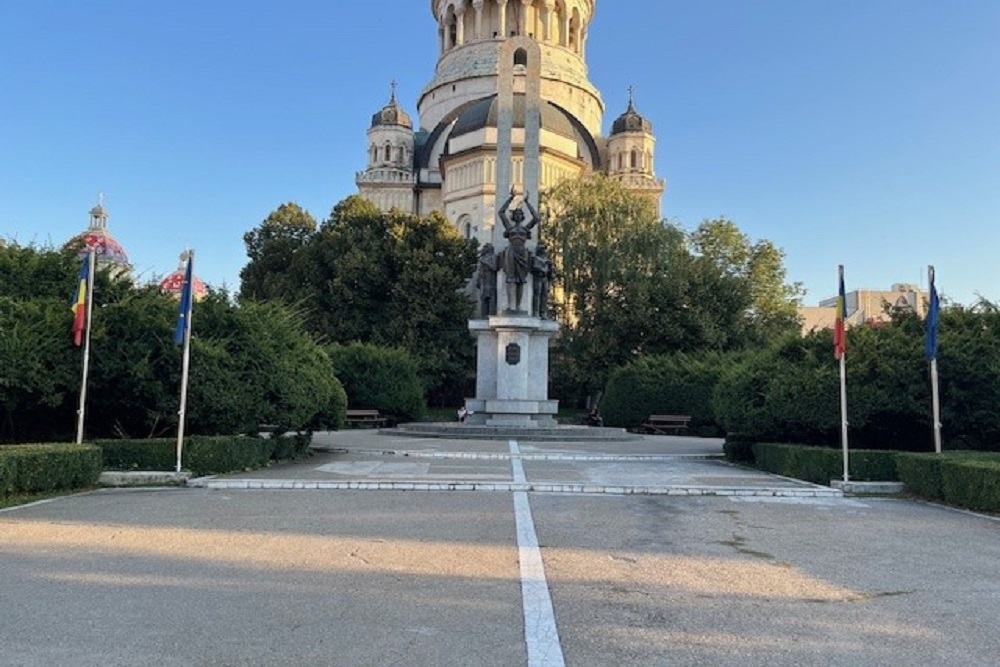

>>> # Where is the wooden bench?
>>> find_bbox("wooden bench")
[641,414,692,435]
[345,409,387,428]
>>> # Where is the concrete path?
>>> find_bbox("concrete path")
[2,431,1000,666]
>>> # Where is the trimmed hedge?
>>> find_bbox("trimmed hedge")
[0,444,102,496]
[327,342,426,423]
[96,434,310,477]
[941,458,1000,512]
[896,452,1000,509]
[896,453,944,500]
[751,442,899,484]
[602,352,728,433]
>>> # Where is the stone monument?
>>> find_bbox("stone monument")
[464,36,560,428]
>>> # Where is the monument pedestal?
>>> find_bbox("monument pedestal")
[465,315,559,427]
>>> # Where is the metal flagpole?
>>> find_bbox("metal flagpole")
[175,251,194,473]
[75,247,96,444]
[839,353,849,482]
[928,265,942,454]
[930,357,942,454]
[835,264,849,482]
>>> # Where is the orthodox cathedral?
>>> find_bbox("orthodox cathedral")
[356,0,665,245]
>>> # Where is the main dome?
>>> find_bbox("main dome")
[450,94,578,140]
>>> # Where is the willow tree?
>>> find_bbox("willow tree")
[541,174,754,402]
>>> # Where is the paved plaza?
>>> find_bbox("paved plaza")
[2,432,999,666]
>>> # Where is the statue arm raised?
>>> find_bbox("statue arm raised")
[498,191,516,229]
[523,196,541,229]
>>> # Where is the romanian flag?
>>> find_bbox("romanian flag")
[833,265,847,359]
[71,253,91,346]
[174,252,194,345]
[926,266,940,361]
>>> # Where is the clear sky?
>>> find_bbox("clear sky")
[2,1,997,305]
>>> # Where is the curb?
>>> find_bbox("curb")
[186,477,844,497]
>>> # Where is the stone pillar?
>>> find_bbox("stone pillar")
[466,316,559,427]
[473,0,484,40]
[497,0,507,39]
[519,0,531,36]
[455,6,466,46]
[542,0,555,42]
[466,35,557,428]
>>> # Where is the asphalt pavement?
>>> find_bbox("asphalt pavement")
[2,431,998,666]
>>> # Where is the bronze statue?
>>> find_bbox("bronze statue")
[475,242,498,318]
[497,189,540,313]
[531,243,555,319]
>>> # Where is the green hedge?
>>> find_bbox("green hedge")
[602,352,728,433]
[96,434,310,477]
[327,342,426,422]
[751,443,899,484]
[0,444,102,496]
[896,453,944,500]
[896,452,1000,509]
[941,459,1000,512]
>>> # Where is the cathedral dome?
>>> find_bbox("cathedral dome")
[159,256,208,300]
[450,94,578,140]
[611,99,653,135]
[370,91,413,130]
[63,202,132,270]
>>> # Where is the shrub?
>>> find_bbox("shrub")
[602,351,731,433]
[0,444,102,496]
[723,435,755,463]
[327,342,425,422]
[752,443,899,484]
[896,453,944,500]
[95,435,310,476]
[940,457,1000,511]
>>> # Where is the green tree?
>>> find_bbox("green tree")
[689,218,804,341]
[542,175,754,400]
[239,202,317,302]
[239,196,478,405]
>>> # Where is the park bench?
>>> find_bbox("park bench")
[345,409,387,428]
[641,414,692,435]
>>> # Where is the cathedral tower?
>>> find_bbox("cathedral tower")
[356,0,666,243]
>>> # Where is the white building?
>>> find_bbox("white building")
[356,0,665,245]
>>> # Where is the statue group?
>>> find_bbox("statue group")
[476,190,555,318]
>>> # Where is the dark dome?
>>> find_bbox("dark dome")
[371,94,413,129]
[451,94,578,140]
[611,100,653,135]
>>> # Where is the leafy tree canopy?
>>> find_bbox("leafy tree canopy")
[239,197,478,404]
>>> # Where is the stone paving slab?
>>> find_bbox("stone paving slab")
[198,437,838,498]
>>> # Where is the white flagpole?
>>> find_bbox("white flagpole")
[930,357,942,454]
[836,264,849,482]
[839,353,849,482]
[75,247,96,445]
[176,251,194,473]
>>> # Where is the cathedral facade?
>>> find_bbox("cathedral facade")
[356,0,665,245]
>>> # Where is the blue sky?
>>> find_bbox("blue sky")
[2,1,997,305]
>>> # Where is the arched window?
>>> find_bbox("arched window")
[617,153,625,170]
[396,146,405,163]
[514,47,528,67]
[630,149,639,170]
[384,144,392,162]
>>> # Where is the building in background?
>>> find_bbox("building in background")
[799,283,927,334]
[63,199,133,280]
[356,0,665,245]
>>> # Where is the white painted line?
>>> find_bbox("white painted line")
[510,440,565,667]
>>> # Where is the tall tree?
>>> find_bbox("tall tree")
[239,202,317,302]
[542,175,803,400]
[238,196,478,404]
[689,218,804,341]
